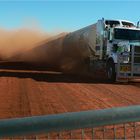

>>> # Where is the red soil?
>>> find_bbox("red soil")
[0,69,139,119]
[0,68,140,139]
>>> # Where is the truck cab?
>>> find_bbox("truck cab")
[96,19,140,82]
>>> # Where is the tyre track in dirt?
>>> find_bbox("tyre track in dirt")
[0,77,32,119]
[98,83,140,105]
[62,83,117,111]
[81,84,139,107]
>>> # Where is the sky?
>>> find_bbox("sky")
[0,0,140,33]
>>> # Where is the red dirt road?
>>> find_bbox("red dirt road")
[0,69,140,119]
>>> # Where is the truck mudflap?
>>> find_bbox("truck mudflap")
[116,45,140,82]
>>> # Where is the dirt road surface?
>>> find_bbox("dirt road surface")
[0,67,140,139]
[0,69,140,120]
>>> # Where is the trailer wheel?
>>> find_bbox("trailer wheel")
[106,60,116,82]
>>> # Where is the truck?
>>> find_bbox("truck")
[15,18,140,82]
[57,18,140,82]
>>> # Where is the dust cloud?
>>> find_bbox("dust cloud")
[0,28,53,60]
[0,26,90,74]
[17,32,68,70]
[0,26,69,71]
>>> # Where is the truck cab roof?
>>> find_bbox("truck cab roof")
[104,19,135,28]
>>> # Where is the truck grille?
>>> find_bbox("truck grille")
[135,46,140,53]
[134,46,140,63]
[130,45,140,63]
[134,57,140,63]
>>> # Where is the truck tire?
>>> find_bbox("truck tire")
[106,60,116,82]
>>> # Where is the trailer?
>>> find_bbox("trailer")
[16,18,140,82]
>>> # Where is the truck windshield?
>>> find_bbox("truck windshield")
[114,28,140,40]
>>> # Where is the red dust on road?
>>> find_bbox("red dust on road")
[0,69,140,119]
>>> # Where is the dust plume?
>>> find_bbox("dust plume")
[0,26,89,74]
[0,28,52,60]
[16,32,68,70]
[0,26,69,71]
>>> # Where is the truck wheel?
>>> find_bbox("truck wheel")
[106,61,116,82]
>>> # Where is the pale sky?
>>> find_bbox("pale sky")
[0,1,139,32]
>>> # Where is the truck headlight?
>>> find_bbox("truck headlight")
[119,55,129,63]
[124,45,130,52]
[123,56,129,63]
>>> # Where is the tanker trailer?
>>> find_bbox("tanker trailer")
[16,18,140,82]
[59,24,97,74]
